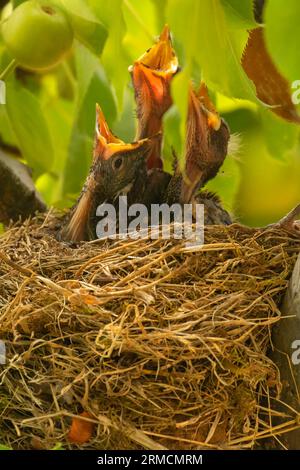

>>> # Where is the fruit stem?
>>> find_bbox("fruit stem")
[0,59,17,81]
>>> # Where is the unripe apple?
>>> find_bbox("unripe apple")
[1,0,74,71]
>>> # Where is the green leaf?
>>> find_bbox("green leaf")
[234,108,300,226]
[166,0,255,100]
[89,0,130,110]
[162,105,181,172]
[5,79,54,176]
[151,0,168,31]
[166,0,256,166]
[56,0,108,56]
[265,0,300,84]
[260,108,299,162]
[122,0,157,61]
[74,42,99,107]
[62,45,117,196]
[221,0,256,29]
[62,74,97,195]
[90,0,159,108]
[74,44,117,126]
[0,105,16,147]
[100,0,129,107]
[36,98,75,204]
[206,150,240,211]
[70,16,107,56]
[113,87,136,142]
[169,69,190,166]
[12,0,26,7]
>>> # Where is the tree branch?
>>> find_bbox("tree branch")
[0,151,46,225]
[271,254,300,449]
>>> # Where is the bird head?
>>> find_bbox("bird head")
[180,83,230,203]
[129,25,179,123]
[129,25,178,169]
[93,104,158,200]
[63,105,159,242]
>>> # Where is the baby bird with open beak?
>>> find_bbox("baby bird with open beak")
[61,105,159,242]
[129,25,179,170]
[165,83,232,224]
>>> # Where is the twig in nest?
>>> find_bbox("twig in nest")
[268,204,300,234]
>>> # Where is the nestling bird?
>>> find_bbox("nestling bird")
[129,27,231,224]
[61,105,159,242]
[165,83,230,205]
[129,24,178,169]
[163,83,232,224]
[61,28,232,242]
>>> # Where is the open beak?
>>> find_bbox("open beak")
[197,82,221,131]
[180,83,226,204]
[129,24,178,103]
[187,83,221,147]
[63,106,160,242]
[129,25,178,170]
[94,103,158,161]
[130,24,178,76]
[95,103,123,146]
[94,103,123,161]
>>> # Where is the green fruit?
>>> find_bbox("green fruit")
[1,0,74,71]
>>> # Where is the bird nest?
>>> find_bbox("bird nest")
[0,211,300,450]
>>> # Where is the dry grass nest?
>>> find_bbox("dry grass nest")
[0,210,300,450]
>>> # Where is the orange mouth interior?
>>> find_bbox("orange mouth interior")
[129,25,178,78]
[196,82,221,131]
[95,104,155,161]
[95,104,123,145]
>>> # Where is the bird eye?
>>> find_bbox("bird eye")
[113,156,123,170]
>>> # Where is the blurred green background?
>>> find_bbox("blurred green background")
[0,0,300,226]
